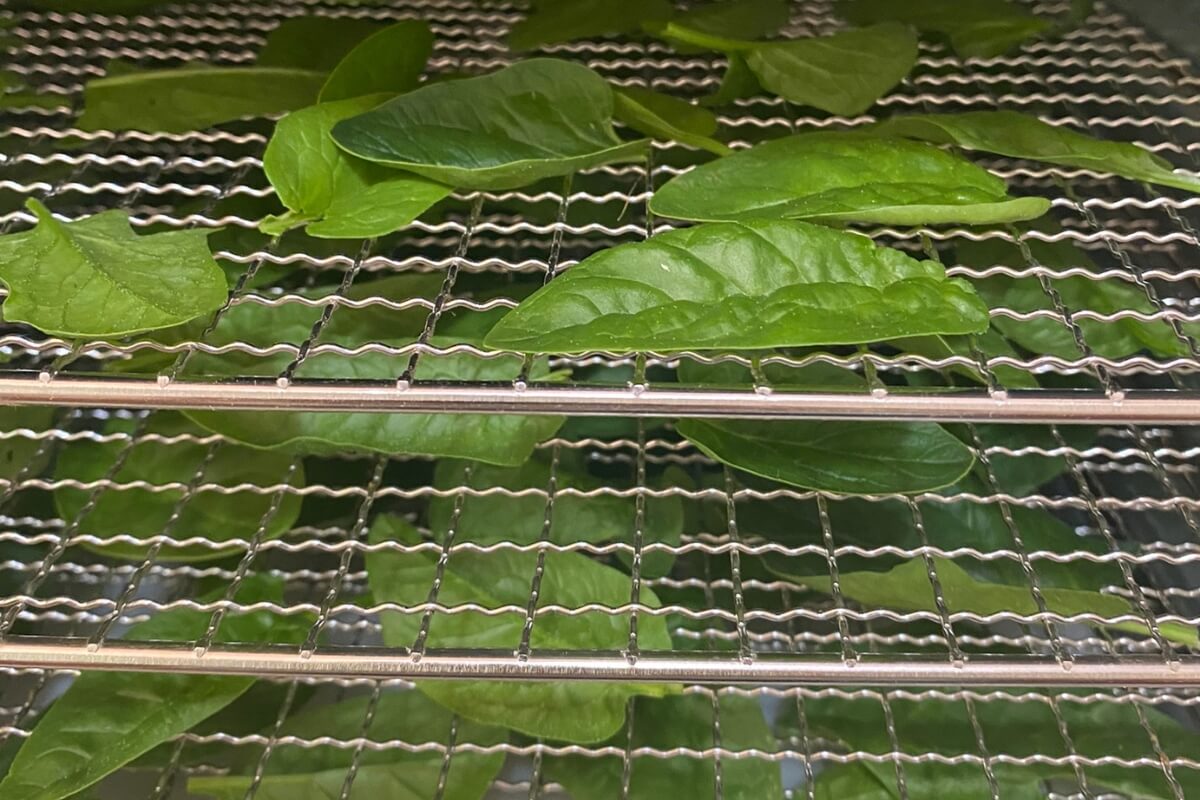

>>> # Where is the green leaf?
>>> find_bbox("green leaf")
[484,219,990,354]
[319,20,434,103]
[674,0,791,42]
[546,694,782,799]
[0,576,303,800]
[331,59,649,190]
[675,357,976,494]
[429,455,685,577]
[77,66,326,133]
[701,54,762,106]
[189,691,504,800]
[797,690,1200,798]
[679,418,975,494]
[891,328,1041,390]
[957,235,1196,359]
[0,406,55,481]
[185,344,564,465]
[258,17,385,71]
[179,277,564,465]
[612,85,732,156]
[365,515,677,743]
[507,0,672,50]
[743,23,918,116]
[837,0,1052,57]
[260,95,452,239]
[53,413,304,562]
[872,110,1200,194]
[782,556,1198,648]
[0,199,227,337]
[649,131,1050,225]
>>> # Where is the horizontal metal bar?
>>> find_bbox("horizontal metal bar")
[0,375,1197,424]
[2,641,1200,687]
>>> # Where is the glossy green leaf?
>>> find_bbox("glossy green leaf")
[366,515,676,743]
[260,95,452,239]
[679,418,974,494]
[796,690,1200,798]
[547,694,782,799]
[701,53,761,105]
[53,413,304,562]
[258,17,385,71]
[837,0,1052,57]
[507,0,672,50]
[784,556,1198,647]
[0,199,226,337]
[0,576,302,800]
[873,110,1200,194]
[430,455,685,577]
[612,85,732,156]
[744,23,918,116]
[319,20,434,102]
[673,0,790,42]
[957,236,1197,359]
[77,66,326,133]
[189,691,504,800]
[484,219,990,354]
[650,132,1050,225]
[331,59,649,190]
[180,276,564,465]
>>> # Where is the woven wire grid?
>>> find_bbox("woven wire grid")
[0,0,1196,422]
[1,1,1200,797]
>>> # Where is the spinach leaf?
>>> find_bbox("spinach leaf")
[673,0,790,43]
[837,0,1052,57]
[796,691,1200,798]
[77,66,326,133]
[873,111,1200,194]
[430,455,685,577]
[258,17,385,71]
[779,555,1198,647]
[331,59,649,190]
[0,199,227,337]
[189,690,504,800]
[675,358,975,495]
[891,329,1041,390]
[656,22,915,115]
[507,0,672,50]
[743,23,918,116]
[649,132,1050,225]
[0,576,303,800]
[957,236,1196,359]
[180,277,564,465]
[678,419,974,494]
[612,85,732,156]
[484,219,990,354]
[546,694,782,799]
[0,406,55,481]
[702,53,762,106]
[365,515,677,743]
[319,20,434,103]
[260,94,452,239]
[53,413,304,562]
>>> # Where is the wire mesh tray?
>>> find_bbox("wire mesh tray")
[0,0,1199,706]
[0,0,1197,424]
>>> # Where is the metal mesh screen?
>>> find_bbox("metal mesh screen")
[0,0,1199,796]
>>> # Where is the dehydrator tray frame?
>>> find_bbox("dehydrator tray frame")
[1,1,1200,796]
